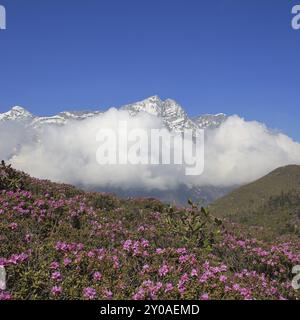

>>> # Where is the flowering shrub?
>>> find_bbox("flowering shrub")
[0,163,300,300]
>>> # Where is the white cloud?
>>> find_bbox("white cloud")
[198,116,300,186]
[1,110,300,190]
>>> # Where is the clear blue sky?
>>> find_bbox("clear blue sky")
[0,0,300,140]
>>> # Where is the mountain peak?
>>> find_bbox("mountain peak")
[0,106,33,121]
[10,106,32,115]
[142,95,162,103]
[121,95,164,116]
[11,106,32,115]
[11,106,27,112]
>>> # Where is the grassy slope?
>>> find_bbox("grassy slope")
[1,162,300,300]
[209,165,300,236]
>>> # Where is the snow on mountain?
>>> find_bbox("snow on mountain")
[121,95,164,116]
[0,106,33,122]
[30,110,103,128]
[121,95,201,132]
[0,96,227,132]
[192,113,227,129]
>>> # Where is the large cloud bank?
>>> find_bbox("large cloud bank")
[1,108,300,190]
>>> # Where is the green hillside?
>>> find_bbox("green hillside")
[210,165,300,237]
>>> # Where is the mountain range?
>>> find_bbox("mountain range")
[0,95,227,131]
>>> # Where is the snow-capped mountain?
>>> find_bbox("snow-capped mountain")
[121,96,200,132]
[0,106,34,122]
[0,96,227,132]
[120,96,227,131]
[30,110,103,128]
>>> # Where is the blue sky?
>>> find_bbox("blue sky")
[0,0,300,140]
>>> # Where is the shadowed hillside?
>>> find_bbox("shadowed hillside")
[210,165,300,237]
